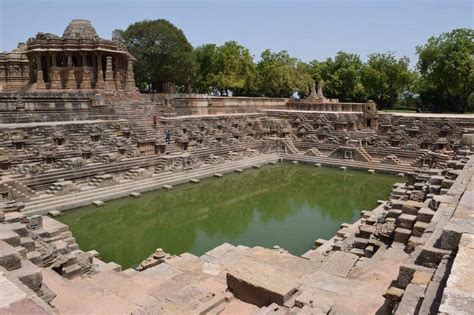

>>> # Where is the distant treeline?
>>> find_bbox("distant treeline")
[113,20,473,112]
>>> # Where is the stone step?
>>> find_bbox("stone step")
[22,155,279,215]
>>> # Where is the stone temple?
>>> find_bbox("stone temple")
[1,19,473,315]
[0,19,135,94]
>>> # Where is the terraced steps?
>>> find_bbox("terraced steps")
[280,153,417,174]
[22,154,279,215]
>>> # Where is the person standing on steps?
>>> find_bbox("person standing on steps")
[165,129,171,144]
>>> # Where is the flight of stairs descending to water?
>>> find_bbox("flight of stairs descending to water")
[21,154,279,215]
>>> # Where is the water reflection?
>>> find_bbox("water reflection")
[59,164,397,268]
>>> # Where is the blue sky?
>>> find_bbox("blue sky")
[1,0,472,67]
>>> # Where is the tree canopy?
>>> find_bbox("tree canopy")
[416,28,474,113]
[361,52,412,109]
[114,19,474,112]
[192,41,257,96]
[114,19,196,92]
[256,49,312,98]
[309,52,366,102]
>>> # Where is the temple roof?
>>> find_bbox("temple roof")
[63,19,99,40]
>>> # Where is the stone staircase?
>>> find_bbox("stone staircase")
[21,154,279,215]
[280,153,416,174]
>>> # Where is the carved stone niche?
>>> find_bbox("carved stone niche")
[53,136,65,146]
[81,148,92,159]
[380,124,392,133]
[280,128,290,138]
[138,139,155,156]
[407,127,419,137]
[420,141,431,150]
[91,133,101,142]
[334,121,347,131]
[117,145,126,155]
[155,143,166,154]
[0,155,10,170]
[122,128,131,139]
[435,138,449,151]
[391,138,400,147]
[43,152,55,164]
[439,125,450,137]
[178,139,189,151]
[12,139,25,150]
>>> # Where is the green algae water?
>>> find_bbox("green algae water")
[58,164,398,268]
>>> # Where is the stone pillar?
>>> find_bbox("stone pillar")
[65,53,75,89]
[125,58,135,94]
[45,54,51,87]
[95,53,104,91]
[80,53,92,90]
[35,53,46,89]
[113,57,122,91]
[49,52,61,90]
[104,55,115,93]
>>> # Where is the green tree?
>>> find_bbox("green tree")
[256,49,312,98]
[208,41,257,96]
[397,70,422,110]
[193,44,218,94]
[309,52,366,102]
[416,28,474,113]
[114,19,196,92]
[361,52,412,109]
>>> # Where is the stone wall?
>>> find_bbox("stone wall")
[173,96,287,115]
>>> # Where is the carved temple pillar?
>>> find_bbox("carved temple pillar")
[95,53,104,91]
[113,57,121,91]
[104,55,115,93]
[65,53,75,89]
[49,52,61,90]
[80,53,92,90]
[35,53,46,89]
[125,58,135,94]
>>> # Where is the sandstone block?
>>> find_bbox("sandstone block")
[26,251,43,266]
[48,210,62,217]
[413,221,429,237]
[227,259,298,307]
[364,245,375,258]
[321,251,358,277]
[20,237,35,252]
[92,200,104,207]
[0,241,22,270]
[430,175,444,185]
[357,224,376,239]
[411,270,432,285]
[397,214,417,229]
[388,209,402,218]
[0,230,20,247]
[10,260,42,292]
[353,237,369,250]
[394,228,411,243]
[417,208,435,223]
